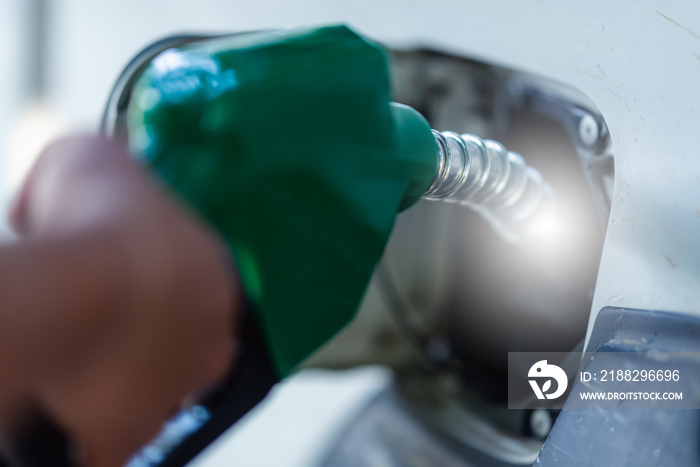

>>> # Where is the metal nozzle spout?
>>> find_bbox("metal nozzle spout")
[424,130,554,242]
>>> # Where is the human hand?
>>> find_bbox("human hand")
[8,135,239,466]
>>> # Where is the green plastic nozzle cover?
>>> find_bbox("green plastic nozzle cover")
[126,25,438,377]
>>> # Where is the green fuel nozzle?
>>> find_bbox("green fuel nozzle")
[122,25,553,377]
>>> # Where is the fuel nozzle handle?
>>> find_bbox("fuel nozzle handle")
[424,130,554,242]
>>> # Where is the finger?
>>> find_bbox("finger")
[9,135,138,237]
[9,136,94,236]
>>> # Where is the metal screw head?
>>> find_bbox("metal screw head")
[529,409,553,439]
[578,114,599,147]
